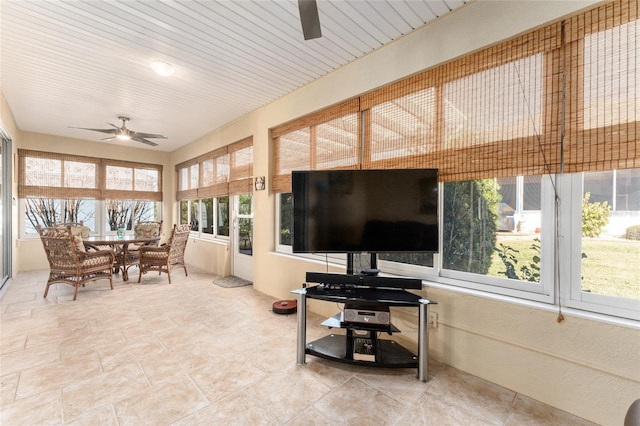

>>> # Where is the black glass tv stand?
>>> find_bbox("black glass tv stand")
[292,274,437,382]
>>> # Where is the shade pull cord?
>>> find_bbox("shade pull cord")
[556,22,566,324]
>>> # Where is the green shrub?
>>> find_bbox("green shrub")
[443,179,499,274]
[582,192,611,237]
[495,238,541,282]
[626,224,640,241]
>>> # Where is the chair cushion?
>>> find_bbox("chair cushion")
[70,226,90,239]
[72,235,86,252]
[134,224,161,238]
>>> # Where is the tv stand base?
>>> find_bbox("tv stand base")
[307,334,418,368]
[293,283,437,381]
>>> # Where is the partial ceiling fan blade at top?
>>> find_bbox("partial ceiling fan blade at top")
[298,0,322,40]
[131,136,159,147]
[131,132,167,139]
[68,126,116,135]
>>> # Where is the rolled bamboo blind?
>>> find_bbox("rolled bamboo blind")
[564,0,639,173]
[18,149,162,201]
[176,146,228,201]
[103,162,162,202]
[228,137,254,195]
[271,0,638,191]
[176,137,254,199]
[272,127,311,193]
[197,154,227,199]
[272,99,360,192]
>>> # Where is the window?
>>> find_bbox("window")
[19,150,162,236]
[237,194,253,255]
[201,198,214,235]
[217,196,229,237]
[24,198,97,234]
[584,171,614,205]
[277,192,293,249]
[189,200,199,232]
[178,196,229,239]
[104,199,159,231]
[616,169,640,211]
[522,176,541,211]
[179,200,189,226]
[175,137,251,240]
[439,177,552,300]
[565,170,640,320]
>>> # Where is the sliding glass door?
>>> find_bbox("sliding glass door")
[0,132,12,289]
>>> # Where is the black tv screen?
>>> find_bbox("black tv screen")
[292,169,439,253]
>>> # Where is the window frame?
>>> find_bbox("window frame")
[19,198,162,238]
[562,173,640,320]
[180,196,230,242]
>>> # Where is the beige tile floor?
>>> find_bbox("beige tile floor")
[1,267,595,425]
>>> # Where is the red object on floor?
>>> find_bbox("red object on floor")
[273,299,297,314]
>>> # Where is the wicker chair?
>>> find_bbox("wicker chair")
[59,221,91,238]
[137,224,190,284]
[119,220,163,278]
[134,221,163,240]
[37,225,115,300]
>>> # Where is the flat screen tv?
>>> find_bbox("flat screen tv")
[292,169,438,254]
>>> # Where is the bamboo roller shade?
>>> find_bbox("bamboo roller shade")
[18,149,163,201]
[175,137,254,200]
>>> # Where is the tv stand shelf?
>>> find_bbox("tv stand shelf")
[320,312,400,334]
[306,334,418,368]
[293,274,437,381]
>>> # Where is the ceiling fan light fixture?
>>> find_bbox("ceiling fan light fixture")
[70,116,164,147]
[151,60,175,77]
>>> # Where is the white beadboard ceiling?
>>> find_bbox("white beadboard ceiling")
[1,0,468,151]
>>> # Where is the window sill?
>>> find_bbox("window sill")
[422,279,640,330]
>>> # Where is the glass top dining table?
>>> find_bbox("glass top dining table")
[83,235,160,281]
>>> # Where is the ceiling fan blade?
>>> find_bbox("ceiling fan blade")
[298,0,322,40]
[101,136,116,141]
[131,131,167,139]
[69,126,116,135]
[131,136,159,147]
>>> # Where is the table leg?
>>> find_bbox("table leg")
[121,243,129,281]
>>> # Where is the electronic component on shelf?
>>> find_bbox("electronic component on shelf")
[353,337,375,362]
[343,302,390,325]
[305,272,422,290]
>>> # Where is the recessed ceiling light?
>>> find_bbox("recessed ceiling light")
[151,60,175,77]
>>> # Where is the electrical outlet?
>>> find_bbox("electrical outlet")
[428,312,438,328]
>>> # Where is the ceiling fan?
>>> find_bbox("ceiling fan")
[70,116,167,146]
[298,0,322,40]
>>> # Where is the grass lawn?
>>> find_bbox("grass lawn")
[581,238,640,300]
[489,234,640,300]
